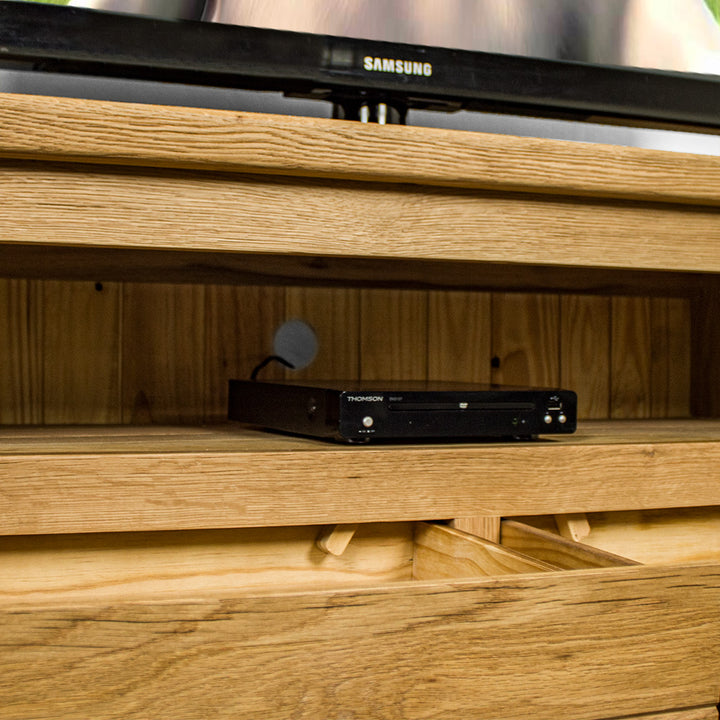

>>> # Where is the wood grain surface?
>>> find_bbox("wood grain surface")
[427,290,492,383]
[1,564,719,720]
[561,295,611,418]
[0,523,416,603]
[0,279,40,424]
[501,520,639,569]
[558,507,720,566]
[359,289,428,380]
[5,162,720,274]
[41,281,121,424]
[284,286,361,381]
[491,292,560,387]
[121,283,205,424]
[413,522,558,578]
[0,280,692,425]
[1,421,720,535]
[2,92,720,207]
[204,284,286,420]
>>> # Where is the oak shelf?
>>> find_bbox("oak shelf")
[2,419,719,536]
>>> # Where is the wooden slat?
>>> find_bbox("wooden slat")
[450,516,501,543]
[2,421,720,535]
[1,565,719,720]
[691,282,720,417]
[501,520,639,570]
[413,523,558,579]
[359,290,428,381]
[0,279,40,423]
[121,283,205,424]
[611,297,652,419]
[491,293,560,387]
[3,92,720,207]
[40,280,121,424]
[650,297,691,418]
[560,295,610,419]
[283,287,361,381]
[6,164,720,276]
[203,285,285,421]
[427,290,491,382]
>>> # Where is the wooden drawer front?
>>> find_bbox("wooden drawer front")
[1,522,719,720]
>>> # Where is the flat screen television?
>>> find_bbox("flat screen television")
[2,0,720,130]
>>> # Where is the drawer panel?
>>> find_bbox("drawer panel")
[1,521,719,720]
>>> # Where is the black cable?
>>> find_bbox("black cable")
[250,355,295,381]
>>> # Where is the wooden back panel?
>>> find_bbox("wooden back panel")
[0,279,691,424]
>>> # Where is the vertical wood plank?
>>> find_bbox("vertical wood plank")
[122,283,205,424]
[359,290,428,381]
[427,291,492,383]
[560,295,611,419]
[611,297,652,419]
[690,281,720,417]
[650,297,691,418]
[284,287,361,382]
[450,517,501,543]
[0,279,41,424]
[204,285,285,422]
[491,293,560,387]
[41,281,121,424]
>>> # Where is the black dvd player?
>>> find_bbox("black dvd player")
[228,380,577,442]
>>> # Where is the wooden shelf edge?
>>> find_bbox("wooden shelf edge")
[1,420,719,535]
[2,92,720,207]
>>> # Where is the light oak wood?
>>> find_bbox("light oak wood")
[1,564,719,720]
[121,283,205,424]
[316,524,359,556]
[2,92,720,208]
[0,279,695,425]
[284,286,361,381]
[0,523,416,603]
[560,294,611,419]
[427,290,492,383]
[2,421,720,535]
[616,710,718,720]
[413,522,558,578]
[450,516,501,542]
[491,293,560,387]
[7,164,720,276]
[612,297,653,418]
[2,94,720,719]
[555,512,592,542]
[40,281,121,424]
[359,289,428,381]
[501,520,639,569]
[564,508,720,565]
[204,285,286,420]
[0,279,40,424]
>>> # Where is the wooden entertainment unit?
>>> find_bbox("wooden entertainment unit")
[1,92,720,719]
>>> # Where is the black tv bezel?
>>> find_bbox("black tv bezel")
[1,1,720,129]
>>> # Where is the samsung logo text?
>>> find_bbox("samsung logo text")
[363,56,432,77]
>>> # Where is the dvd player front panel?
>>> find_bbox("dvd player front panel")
[337,388,576,441]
